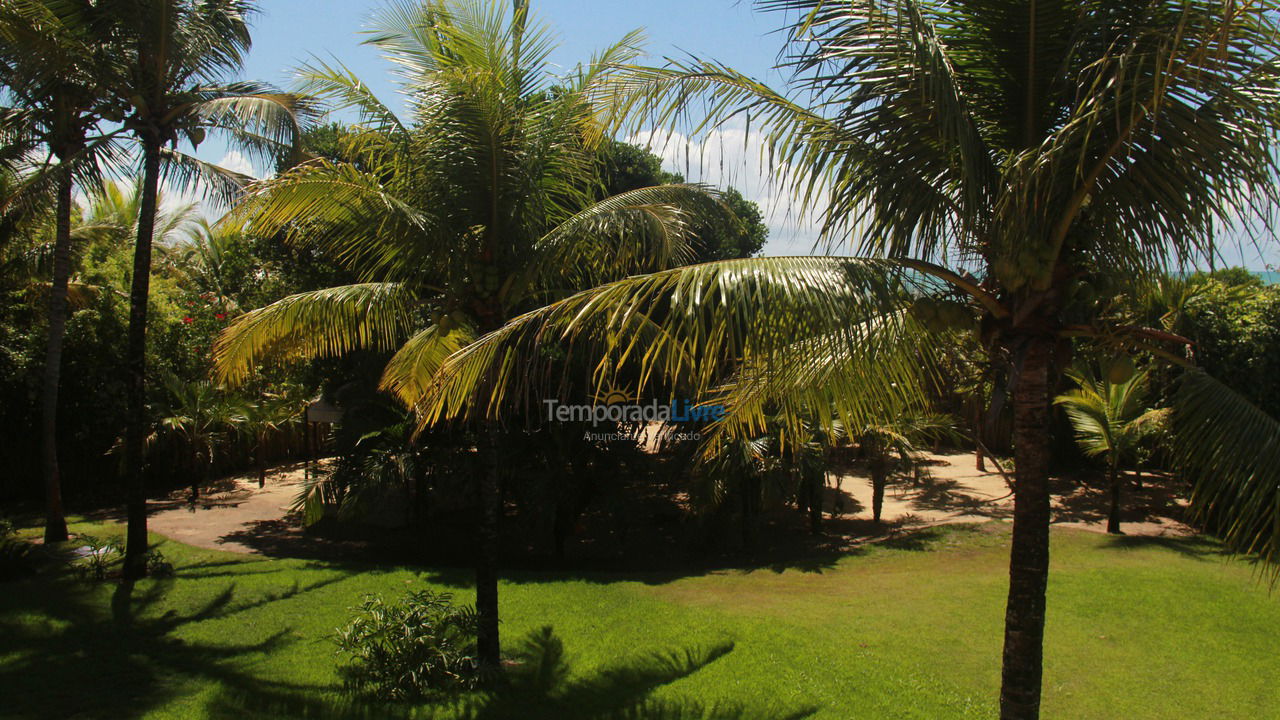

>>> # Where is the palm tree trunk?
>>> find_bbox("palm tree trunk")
[869,448,888,524]
[257,435,267,489]
[1106,463,1122,534]
[39,169,73,544]
[122,136,162,580]
[871,464,887,524]
[191,451,202,503]
[475,428,502,668]
[999,337,1054,720]
[741,474,759,552]
[974,401,987,472]
[808,469,823,534]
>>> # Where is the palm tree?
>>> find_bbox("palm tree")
[1056,363,1164,534]
[79,180,204,255]
[150,372,242,501]
[213,0,726,667]
[403,3,1280,716]
[856,413,955,525]
[236,388,302,489]
[97,0,311,579]
[0,0,121,544]
[161,218,247,306]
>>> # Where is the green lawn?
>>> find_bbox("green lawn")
[2,521,1276,719]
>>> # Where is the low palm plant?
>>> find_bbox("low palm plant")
[856,413,957,525]
[150,373,242,501]
[334,589,480,700]
[1055,363,1166,534]
[236,387,303,488]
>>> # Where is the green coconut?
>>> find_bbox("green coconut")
[1106,355,1136,385]
[909,297,939,324]
[936,301,972,330]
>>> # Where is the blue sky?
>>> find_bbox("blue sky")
[198,0,822,255]
[198,0,1276,267]
[238,1,786,98]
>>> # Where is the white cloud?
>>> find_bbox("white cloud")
[159,150,261,220]
[625,121,828,257]
[215,150,258,179]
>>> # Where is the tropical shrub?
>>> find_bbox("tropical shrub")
[0,537,38,581]
[145,549,175,578]
[0,515,37,581]
[73,534,120,581]
[1180,276,1280,418]
[334,589,480,700]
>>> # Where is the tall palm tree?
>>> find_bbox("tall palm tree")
[403,2,1280,716]
[1055,364,1163,534]
[0,0,122,544]
[96,0,311,579]
[213,0,726,667]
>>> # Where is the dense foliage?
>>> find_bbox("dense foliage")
[334,589,481,700]
[1181,273,1280,418]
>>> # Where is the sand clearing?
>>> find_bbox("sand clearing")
[135,451,1192,556]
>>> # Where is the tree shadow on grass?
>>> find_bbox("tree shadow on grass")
[213,626,818,719]
[0,567,346,720]
[1100,533,1233,561]
[409,522,1011,591]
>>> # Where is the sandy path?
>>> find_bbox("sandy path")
[144,461,318,554]
[140,452,1192,556]
[832,451,1193,537]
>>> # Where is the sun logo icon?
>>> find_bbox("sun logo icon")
[592,382,635,406]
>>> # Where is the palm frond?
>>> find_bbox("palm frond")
[410,256,936,428]
[159,146,254,208]
[226,160,439,283]
[1171,370,1280,576]
[703,313,940,453]
[193,81,320,167]
[213,283,417,385]
[532,183,728,287]
[380,322,477,407]
[292,57,409,138]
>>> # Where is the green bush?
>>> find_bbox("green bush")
[0,537,37,581]
[145,549,175,578]
[333,589,480,700]
[73,535,121,581]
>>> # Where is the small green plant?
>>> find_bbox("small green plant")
[0,537,37,581]
[145,549,175,578]
[333,589,480,700]
[73,535,121,581]
[0,515,15,539]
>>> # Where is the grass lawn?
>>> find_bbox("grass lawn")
[2,520,1276,719]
